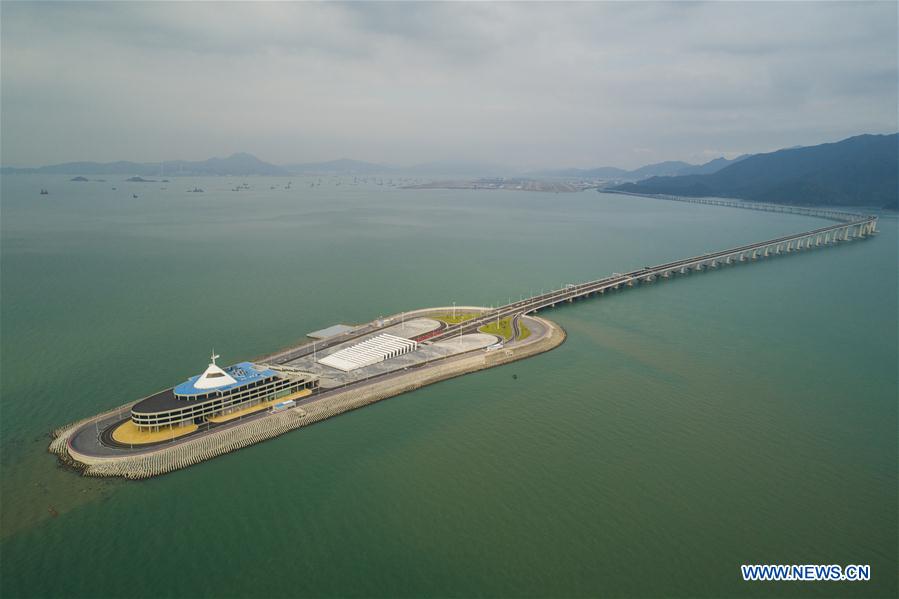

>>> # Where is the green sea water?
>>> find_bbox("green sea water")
[1,175,896,598]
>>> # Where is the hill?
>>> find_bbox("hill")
[534,156,741,181]
[1,153,288,176]
[673,155,749,176]
[614,134,898,209]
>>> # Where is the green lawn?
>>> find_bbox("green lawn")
[441,313,531,342]
[518,322,531,340]
[479,317,514,341]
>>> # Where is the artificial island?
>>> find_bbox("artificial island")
[49,195,879,479]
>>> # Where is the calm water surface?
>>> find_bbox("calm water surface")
[1,175,896,598]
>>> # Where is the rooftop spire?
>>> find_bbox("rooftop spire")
[194,351,236,390]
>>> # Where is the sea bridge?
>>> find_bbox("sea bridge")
[605,190,872,222]
[428,198,878,342]
[52,194,880,479]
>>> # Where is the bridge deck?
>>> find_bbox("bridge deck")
[426,199,877,343]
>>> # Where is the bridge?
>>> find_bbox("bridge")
[53,194,880,479]
[428,197,878,342]
[603,190,872,222]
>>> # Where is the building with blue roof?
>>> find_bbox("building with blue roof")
[131,353,318,431]
[173,361,278,397]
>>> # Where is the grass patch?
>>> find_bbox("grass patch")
[433,312,479,324]
[518,322,531,340]
[479,317,514,341]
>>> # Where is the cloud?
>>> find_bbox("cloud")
[1,1,896,169]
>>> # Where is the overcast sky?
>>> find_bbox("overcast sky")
[1,1,896,169]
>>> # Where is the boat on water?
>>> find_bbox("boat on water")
[132,193,138,199]
[40,189,49,195]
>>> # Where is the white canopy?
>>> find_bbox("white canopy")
[194,353,237,389]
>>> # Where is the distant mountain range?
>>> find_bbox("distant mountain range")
[4,134,895,209]
[0,155,494,177]
[0,151,748,181]
[531,155,748,181]
[613,133,898,209]
[1,152,289,177]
